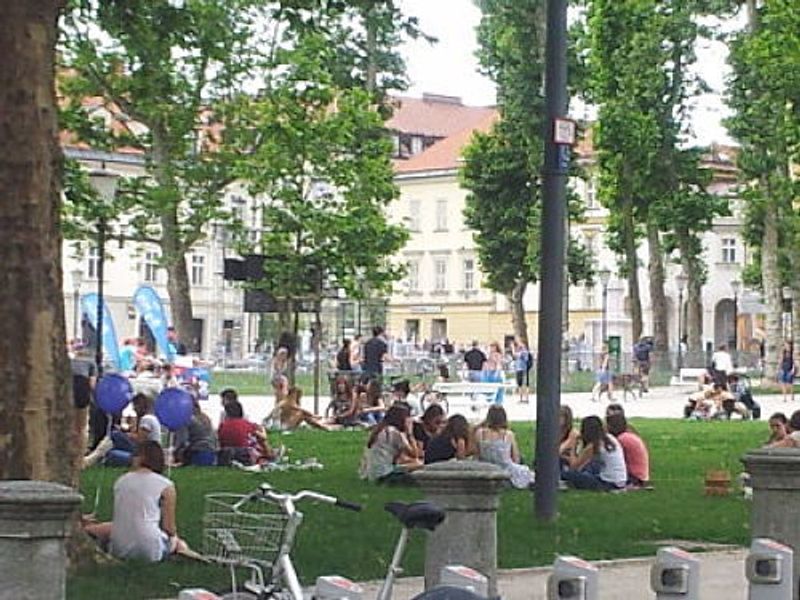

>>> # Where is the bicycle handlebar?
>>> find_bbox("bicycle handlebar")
[335,498,363,512]
[249,484,361,511]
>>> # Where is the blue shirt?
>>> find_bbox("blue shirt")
[119,346,137,372]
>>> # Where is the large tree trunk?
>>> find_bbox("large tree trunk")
[678,235,704,353]
[622,196,643,342]
[647,221,669,355]
[508,280,529,347]
[762,198,782,380]
[0,0,75,483]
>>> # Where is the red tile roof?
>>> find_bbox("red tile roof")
[386,94,496,138]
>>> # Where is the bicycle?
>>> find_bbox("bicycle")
[184,483,490,600]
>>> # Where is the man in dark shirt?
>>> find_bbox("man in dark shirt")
[463,340,487,382]
[362,326,389,379]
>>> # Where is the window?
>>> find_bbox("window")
[586,177,597,208]
[87,246,100,279]
[407,260,419,292]
[463,258,475,291]
[411,136,424,155]
[191,254,205,286]
[144,250,160,283]
[408,199,421,232]
[435,199,448,231]
[434,258,448,292]
[585,285,596,309]
[722,238,737,264]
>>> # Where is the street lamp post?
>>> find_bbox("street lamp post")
[599,269,611,345]
[676,272,688,374]
[88,168,120,376]
[731,279,742,367]
[71,269,84,340]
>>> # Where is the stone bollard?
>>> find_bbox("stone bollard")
[412,461,509,597]
[0,480,83,600]
[742,448,800,600]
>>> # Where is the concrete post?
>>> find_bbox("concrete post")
[412,461,509,596]
[742,448,800,599]
[0,480,83,600]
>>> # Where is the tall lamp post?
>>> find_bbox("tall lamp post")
[71,269,84,340]
[676,272,688,373]
[599,269,611,345]
[88,168,120,375]
[731,279,741,366]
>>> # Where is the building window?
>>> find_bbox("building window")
[191,254,205,286]
[408,199,421,232]
[434,258,448,292]
[585,285,596,309]
[87,246,100,279]
[463,258,475,291]
[407,260,419,292]
[722,238,737,264]
[411,136,424,155]
[435,199,448,231]
[144,250,160,283]
[586,177,597,208]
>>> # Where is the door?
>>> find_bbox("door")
[405,319,420,343]
[431,318,447,343]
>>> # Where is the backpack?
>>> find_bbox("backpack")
[525,350,533,371]
[634,343,649,362]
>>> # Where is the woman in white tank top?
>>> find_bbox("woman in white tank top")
[562,415,627,491]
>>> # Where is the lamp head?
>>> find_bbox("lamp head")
[676,272,688,293]
[70,268,84,291]
[598,269,611,287]
[88,168,120,205]
[731,279,742,297]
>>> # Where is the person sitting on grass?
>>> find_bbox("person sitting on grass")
[475,406,534,489]
[105,393,162,467]
[218,400,276,465]
[413,403,446,454]
[766,412,789,446]
[768,410,800,448]
[559,405,580,466]
[275,387,331,431]
[424,414,472,464]
[174,396,218,466]
[605,413,650,489]
[328,375,359,427]
[83,441,191,562]
[562,416,627,492]
[356,380,386,426]
[360,403,421,482]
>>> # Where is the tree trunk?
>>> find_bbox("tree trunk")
[508,280,529,346]
[0,0,74,483]
[622,196,643,341]
[762,198,782,380]
[678,235,704,353]
[647,220,669,354]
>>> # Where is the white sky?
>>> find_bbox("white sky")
[397,0,737,145]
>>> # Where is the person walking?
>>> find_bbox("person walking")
[779,341,795,402]
[362,326,389,382]
[514,339,532,403]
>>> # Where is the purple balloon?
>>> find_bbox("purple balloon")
[155,387,194,431]
[95,374,133,415]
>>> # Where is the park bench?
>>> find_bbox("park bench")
[431,381,516,412]
[676,367,707,385]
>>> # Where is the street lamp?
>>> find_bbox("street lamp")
[676,272,688,373]
[598,268,611,346]
[88,168,120,375]
[731,279,742,365]
[71,269,84,340]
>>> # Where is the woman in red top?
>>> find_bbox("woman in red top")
[606,413,650,487]
[218,400,274,464]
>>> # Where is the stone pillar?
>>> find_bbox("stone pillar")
[0,480,83,600]
[412,461,509,597]
[742,448,800,599]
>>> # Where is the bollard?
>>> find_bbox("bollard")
[546,556,599,600]
[440,565,489,596]
[412,461,509,596]
[742,447,800,599]
[314,576,365,600]
[746,538,793,600]
[650,547,700,599]
[0,480,82,600]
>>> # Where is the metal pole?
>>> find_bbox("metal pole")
[313,302,321,415]
[677,289,684,373]
[95,218,106,376]
[733,292,738,366]
[73,288,80,340]
[601,285,608,344]
[534,0,569,523]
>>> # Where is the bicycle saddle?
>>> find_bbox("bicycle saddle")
[384,501,446,530]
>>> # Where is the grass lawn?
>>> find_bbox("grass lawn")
[69,419,763,599]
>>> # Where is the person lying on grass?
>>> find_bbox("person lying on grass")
[360,402,421,482]
[561,416,627,492]
[605,412,650,489]
[475,406,534,489]
[424,414,472,465]
[83,441,193,562]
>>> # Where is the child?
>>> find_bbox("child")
[562,415,627,491]
[360,404,421,482]
[475,406,534,489]
[424,414,471,464]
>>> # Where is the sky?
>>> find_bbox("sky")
[397,0,737,145]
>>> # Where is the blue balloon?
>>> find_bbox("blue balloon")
[95,374,133,415]
[155,387,194,431]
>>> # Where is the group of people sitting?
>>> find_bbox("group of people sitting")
[360,404,535,489]
[684,372,760,420]
[558,404,651,491]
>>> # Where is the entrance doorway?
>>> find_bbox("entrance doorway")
[405,319,420,343]
[431,318,448,343]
